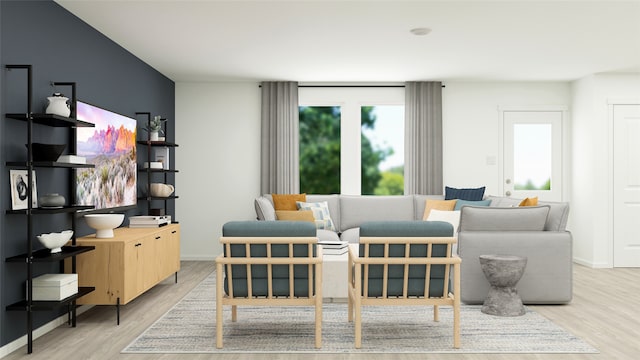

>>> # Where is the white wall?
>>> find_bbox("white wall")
[571,73,640,268]
[176,82,261,259]
[175,81,572,260]
[442,82,571,197]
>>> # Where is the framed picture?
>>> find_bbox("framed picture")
[9,170,38,210]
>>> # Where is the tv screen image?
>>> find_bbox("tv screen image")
[75,101,137,210]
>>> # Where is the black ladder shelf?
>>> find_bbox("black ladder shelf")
[4,64,96,354]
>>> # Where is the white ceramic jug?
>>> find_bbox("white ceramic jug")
[45,93,71,117]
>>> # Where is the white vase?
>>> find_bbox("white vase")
[45,94,71,117]
[150,131,159,141]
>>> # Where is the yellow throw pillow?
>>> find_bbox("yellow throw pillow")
[275,210,315,222]
[519,197,539,207]
[422,199,457,220]
[272,193,306,211]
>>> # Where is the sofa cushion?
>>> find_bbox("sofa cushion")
[454,199,492,210]
[340,227,360,243]
[340,195,414,232]
[445,186,485,201]
[296,201,337,231]
[254,197,276,221]
[487,195,570,231]
[317,229,341,243]
[458,205,550,231]
[541,201,571,231]
[275,210,315,222]
[272,193,306,211]
[422,199,457,219]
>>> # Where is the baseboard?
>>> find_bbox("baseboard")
[573,257,612,268]
[0,305,94,358]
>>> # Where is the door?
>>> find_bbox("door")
[613,104,640,267]
[503,110,563,201]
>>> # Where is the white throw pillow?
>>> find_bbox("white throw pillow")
[427,209,461,233]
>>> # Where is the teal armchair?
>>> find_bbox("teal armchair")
[215,221,323,348]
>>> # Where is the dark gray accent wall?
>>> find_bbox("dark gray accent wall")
[1,0,175,347]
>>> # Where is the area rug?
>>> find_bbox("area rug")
[123,271,598,354]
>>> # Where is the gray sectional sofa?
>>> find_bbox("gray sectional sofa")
[254,194,572,304]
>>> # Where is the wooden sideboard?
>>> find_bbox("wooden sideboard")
[69,224,180,316]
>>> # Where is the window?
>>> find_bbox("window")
[361,105,404,195]
[513,124,552,190]
[299,87,404,195]
[299,106,341,194]
[502,109,564,201]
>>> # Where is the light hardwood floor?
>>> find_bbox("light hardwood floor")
[4,261,639,360]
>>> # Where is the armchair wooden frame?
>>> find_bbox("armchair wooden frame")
[347,236,461,349]
[215,236,323,349]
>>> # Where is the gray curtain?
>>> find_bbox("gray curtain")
[260,81,300,194]
[404,82,443,195]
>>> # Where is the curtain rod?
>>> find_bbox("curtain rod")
[300,85,404,88]
[259,84,445,88]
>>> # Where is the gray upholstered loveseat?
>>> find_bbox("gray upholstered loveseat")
[254,194,572,304]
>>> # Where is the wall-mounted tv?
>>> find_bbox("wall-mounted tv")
[75,101,137,210]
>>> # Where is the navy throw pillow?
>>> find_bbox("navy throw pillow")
[445,186,486,201]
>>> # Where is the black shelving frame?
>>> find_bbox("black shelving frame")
[135,113,179,220]
[4,65,96,354]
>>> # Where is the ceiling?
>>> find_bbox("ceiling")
[55,0,640,83]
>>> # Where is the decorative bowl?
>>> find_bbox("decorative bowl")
[84,214,125,238]
[150,183,174,197]
[39,193,66,208]
[37,230,73,253]
[27,143,66,162]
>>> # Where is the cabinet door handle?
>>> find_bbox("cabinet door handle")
[155,236,161,240]
[171,231,177,234]
[135,243,142,247]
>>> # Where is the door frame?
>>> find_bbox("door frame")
[607,99,640,267]
[498,105,569,201]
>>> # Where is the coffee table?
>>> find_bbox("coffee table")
[479,254,527,316]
